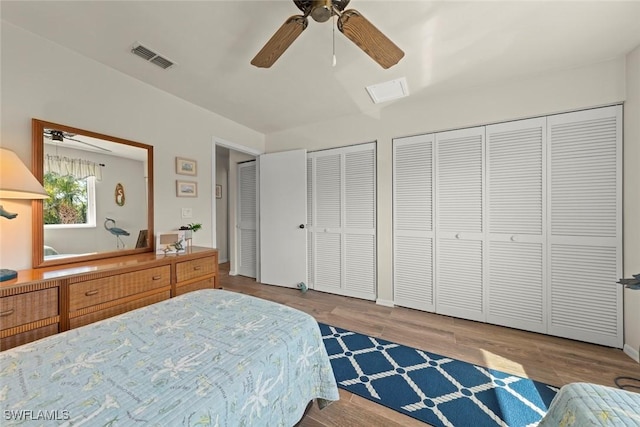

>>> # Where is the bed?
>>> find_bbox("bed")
[0,289,339,426]
[538,382,640,426]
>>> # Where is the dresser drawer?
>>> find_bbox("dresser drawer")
[176,257,215,282]
[175,277,215,297]
[69,265,171,311]
[1,323,59,351]
[70,291,169,329]
[1,288,58,330]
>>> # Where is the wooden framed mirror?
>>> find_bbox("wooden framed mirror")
[32,119,154,268]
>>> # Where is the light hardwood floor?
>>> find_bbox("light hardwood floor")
[218,263,640,427]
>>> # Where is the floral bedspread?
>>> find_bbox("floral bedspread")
[538,382,640,426]
[0,289,339,426]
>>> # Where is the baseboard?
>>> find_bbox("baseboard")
[376,298,395,307]
[623,343,640,363]
[218,258,229,264]
[229,270,237,276]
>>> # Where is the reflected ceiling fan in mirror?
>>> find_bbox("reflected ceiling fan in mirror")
[251,0,404,69]
[44,129,112,153]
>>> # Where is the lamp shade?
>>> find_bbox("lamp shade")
[0,148,48,199]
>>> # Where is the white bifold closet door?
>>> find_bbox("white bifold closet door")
[547,105,622,348]
[237,161,257,278]
[486,117,546,333]
[393,134,435,311]
[391,105,621,347]
[435,126,486,322]
[307,143,376,300]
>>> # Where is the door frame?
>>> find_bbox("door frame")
[212,137,263,277]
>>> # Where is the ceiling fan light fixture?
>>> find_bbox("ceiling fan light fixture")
[310,0,333,22]
[252,0,402,68]
[51,130,64,142]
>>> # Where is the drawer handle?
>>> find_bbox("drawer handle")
[85,290,99,296]
[0,308,15,317]
[193,266,202,271]
[152,275,162,280]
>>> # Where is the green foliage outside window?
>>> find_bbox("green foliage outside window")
[43,172,88,225]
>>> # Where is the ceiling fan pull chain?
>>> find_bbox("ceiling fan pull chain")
[332,11,337,67]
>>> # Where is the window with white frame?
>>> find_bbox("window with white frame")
[43,155,100,228]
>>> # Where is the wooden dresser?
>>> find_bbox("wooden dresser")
[0,246,218,350]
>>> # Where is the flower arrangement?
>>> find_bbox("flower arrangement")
[178,223,202,249]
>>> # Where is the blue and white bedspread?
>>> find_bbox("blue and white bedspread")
[0,289,339,426]
[538,382,640,426]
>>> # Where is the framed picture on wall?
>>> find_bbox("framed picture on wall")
[176,157,197,176]
[216,184,222,199]
[176,180,197,197]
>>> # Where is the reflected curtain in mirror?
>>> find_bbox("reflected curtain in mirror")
[45,155,103,181]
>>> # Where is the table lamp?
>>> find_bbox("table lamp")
[0,147,49,281]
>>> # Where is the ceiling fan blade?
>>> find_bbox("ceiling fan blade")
[337,9,404,69]
[65,137,112,152]
[251,15,308,68]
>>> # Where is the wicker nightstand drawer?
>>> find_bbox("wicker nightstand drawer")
[176,256,216,283]
[69,265,171,311]
[1,288,58,330]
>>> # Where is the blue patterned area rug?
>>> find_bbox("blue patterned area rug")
[319,323,559,427]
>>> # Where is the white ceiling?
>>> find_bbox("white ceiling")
[3,1,640,135]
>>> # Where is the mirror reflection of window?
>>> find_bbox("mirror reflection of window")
[43,172,96,226]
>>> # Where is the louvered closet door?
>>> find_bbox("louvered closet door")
[547,105,622,347]
[435,127,486,322]
[309,143,376,300]
[238,161,257,278]
[486,118,546,333]
[344,146,376,299]
[393,135,435,311]
[307,157,314,288]
[311,152,342,293]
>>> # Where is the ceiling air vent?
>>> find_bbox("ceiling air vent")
[131,42,175,69]
[366,77,409,104]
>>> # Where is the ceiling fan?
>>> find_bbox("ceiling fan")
[44,129,112,153]
[251,0,404,69]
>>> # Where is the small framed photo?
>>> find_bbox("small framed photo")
[216,184,222,199]
[176,180,197,197]
[176,157,197,176]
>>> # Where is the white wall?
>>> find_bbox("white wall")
[265,56,639,354]
[623,45,640,361]
[0,22,264,270]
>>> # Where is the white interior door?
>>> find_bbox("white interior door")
[486,117,546,334]
[237,161,256,278]
[308,143,377,301]
[393,134,435,312]
[259,149,307,287]
[547,105,622,347]
[435,126,486,322]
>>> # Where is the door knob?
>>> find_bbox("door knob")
[299,224,305,229]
